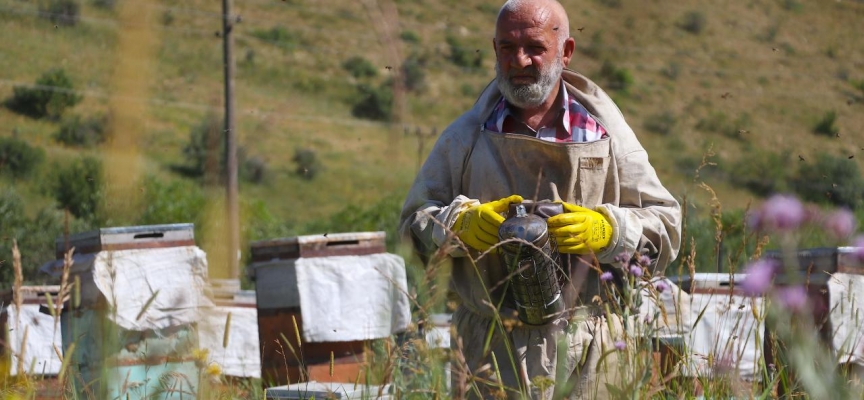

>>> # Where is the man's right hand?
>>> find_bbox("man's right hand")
[453,195,523,252]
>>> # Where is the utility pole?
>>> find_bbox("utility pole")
[222,0,239,281]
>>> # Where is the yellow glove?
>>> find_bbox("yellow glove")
[547,202,613,254]
[453,195,524,252]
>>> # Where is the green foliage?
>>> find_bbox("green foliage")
[680,11,707,34]
[813,110,839,137]
[0,191,76,287]
[402,53,428,93]
[136,176,207,227]
[292,148,321,180]
[343,56,379,79]
[54,114,110,147]
[351,83,392,121]
[727,149,793,196]
[0,136,45,179]
[399,30,421,44]
[302,193,405,252]
[643,111,677,135]
[181,112,223,181]
[597,60,634,93]
[795,153,863,209]
[695,111,751,139]
[446,35,483,69]
[475,3,498,14]
[40,0,80,27]
[851,79,864,98]
[6,68,83,120]
[242,156,268,184]
[782,0,803,12]
[251,26,304,51]
[92,0,116,10]
[49,155,103,220]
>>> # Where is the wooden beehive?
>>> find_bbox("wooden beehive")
[54,223,195,258]
[249,231,387,386]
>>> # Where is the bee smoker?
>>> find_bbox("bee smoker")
[498,204,565,325]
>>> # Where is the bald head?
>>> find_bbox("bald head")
[497,0,570,46]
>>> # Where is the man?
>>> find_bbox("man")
[399,0,681,398]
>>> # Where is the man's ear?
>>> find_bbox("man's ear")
[562,37,576,66]
[491,37,498,57]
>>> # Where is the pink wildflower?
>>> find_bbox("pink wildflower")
[824,208,856,240]
[751,194,805,232]
[614,340,626,351]
[741,259,777,296]
[775,285,808,312]
[600,271,614,282]
[655,280,670,293]
[854,235,864,262]
[629,264,643,277]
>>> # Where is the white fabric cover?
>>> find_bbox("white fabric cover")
[198,305,261,378]
[638,277,692,338]
[295,253,411,342]
[685,293,765,380]
[829,273,864,365]
[91,246,212,331]
[7,304,63,375]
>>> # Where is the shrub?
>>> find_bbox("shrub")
[241,156,268,184]
[813,110,839,136]
[400,30,421,44]
[92,0,116,10]
[795,153,863,209]
[728,149,793,196]
[292,148,321,180]
[181,112,223,181]
[0,191,71,286]
[680,11,707,34]
[351,83,392,121]
[343,56,378,79]
[6,68,83,119]
[54,114,110,147]
[446,35,482,68]
[0,136,45,179]
[50,155,103,220]
[402,53,427,93]
[662,62,681,80]
[136,176,206,227]
[597,61,634,93]
[251,26,304,51]
[643,111,677,135]
[40,0,80,26]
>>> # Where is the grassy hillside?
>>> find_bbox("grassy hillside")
[1,0,863,281]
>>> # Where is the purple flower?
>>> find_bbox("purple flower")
[751,194,805,232]
[740,259,777,296]
[824,208,856,240]
[775,285,808,312]
[600,271,614,282]
[629,264,643,277]
[614,252,630,264]
[638,255,652,267]
[655,280,670,293]
[614,340,626,351]
[854,235,864,262]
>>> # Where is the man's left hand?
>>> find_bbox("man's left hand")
[547,202,613,254]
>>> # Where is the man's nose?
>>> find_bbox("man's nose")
[511,48,532,69]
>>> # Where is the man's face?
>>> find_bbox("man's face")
[494,8,570,109]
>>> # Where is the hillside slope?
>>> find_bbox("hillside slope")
[0,0,862,278]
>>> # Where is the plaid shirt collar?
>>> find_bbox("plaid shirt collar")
[484,81,607,143]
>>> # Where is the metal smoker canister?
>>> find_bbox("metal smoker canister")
[498,204,565,325]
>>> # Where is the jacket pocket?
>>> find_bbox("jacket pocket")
[578,156,611,208]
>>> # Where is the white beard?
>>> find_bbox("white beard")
[495,52,564,109]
